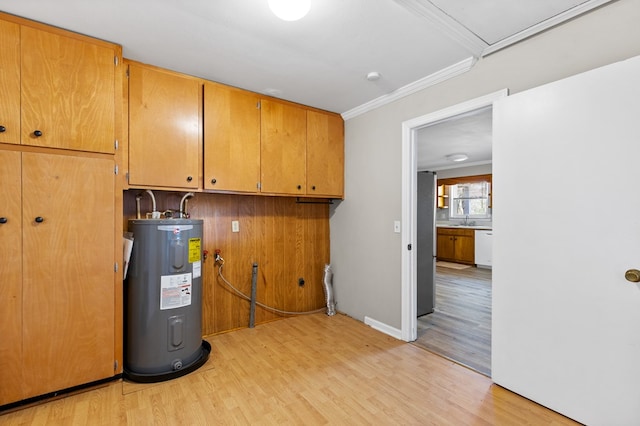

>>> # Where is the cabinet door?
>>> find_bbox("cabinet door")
[21,153,115,398]
[20,26,116,153]
[307,110,344,198]
[129,63,201,189]
[0,151,23,405]
[455,235,475,264]
[436,233,455,261]
[260,99,306,195]
[0,20,20,145]
[204,82,260,193]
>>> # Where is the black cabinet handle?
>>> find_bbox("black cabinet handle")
[0,125,6,133]
[34,130,43,137]
[0,217,7,224]
[35,216,44,223]
[311,185,316,191]
[211,178,217,184]
[186,176,193,182]
[297,185,302,190]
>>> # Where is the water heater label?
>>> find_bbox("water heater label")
[188,238,201,263]
[160,273,192,310]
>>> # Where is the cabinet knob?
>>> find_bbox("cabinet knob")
[625,269,640,283]
[186,176,193,182]
[0,217,7,224]
[297,185,302,190]
[211,178,217,184]
[33,130,43,137]
[311,185,316,191]
[0,125,6,133]
[35,216,44,223]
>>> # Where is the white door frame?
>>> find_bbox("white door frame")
[400,89,508,342]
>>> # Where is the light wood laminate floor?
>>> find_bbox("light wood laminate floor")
[1,312,577,425]
[414,265,492,376]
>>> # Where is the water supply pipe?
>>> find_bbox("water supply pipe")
[135,193,143,219]
[179,192,195,218]
[144,190,158,218]
[249,263,258,328]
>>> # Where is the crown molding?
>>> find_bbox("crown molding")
[342,56,477,121]
[482,0,613,56]
[393,0,488,57]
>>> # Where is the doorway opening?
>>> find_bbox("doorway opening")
[400,89,508,377]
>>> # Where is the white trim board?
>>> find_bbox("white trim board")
[364,316,402,340]
[400,89,508,343]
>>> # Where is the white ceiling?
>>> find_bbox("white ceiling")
[0,0,611,118]
[416,107,493,172]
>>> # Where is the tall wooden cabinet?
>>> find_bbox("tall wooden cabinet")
[23,153,115,399]
[0,12,120,406]
[128,62,202,189]
[0,152,115,405]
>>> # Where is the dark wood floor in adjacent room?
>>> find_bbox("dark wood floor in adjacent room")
[414,265,492,376]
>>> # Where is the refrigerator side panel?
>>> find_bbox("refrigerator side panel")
[417,171,436,316]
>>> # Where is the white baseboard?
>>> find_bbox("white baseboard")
[364,316,402,340]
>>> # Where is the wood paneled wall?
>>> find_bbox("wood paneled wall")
[123,190,330,335]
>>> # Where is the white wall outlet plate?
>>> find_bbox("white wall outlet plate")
[232,220,240,232]
[394,220,401,233]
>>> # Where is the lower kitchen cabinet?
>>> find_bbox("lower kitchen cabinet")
[436,227,475,265]
[0,150,116,405]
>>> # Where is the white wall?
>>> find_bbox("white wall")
[330,0,640,329]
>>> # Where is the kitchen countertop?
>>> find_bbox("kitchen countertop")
[436,224,493,230]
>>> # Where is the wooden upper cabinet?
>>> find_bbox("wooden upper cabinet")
[306,110,344,198]
[20,25,117,153]
[0,20,20,145]
[128,62,202,189]
[260,99,307,195]
[0,150,23,405]
[204,82,260,193]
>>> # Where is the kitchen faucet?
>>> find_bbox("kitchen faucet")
[461,215,476,226]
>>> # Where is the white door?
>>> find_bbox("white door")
[492,55,640,425]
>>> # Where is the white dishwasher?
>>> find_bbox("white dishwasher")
[474,230,493,268]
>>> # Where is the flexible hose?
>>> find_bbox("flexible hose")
[216,260,326,316]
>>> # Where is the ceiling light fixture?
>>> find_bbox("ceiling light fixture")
[366,71,381,81]
[446,153,468,162]
[268,0,311,21]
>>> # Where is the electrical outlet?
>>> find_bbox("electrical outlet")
[232,220,239,232]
